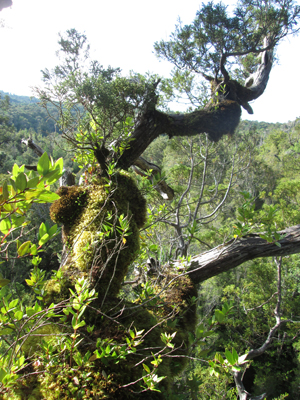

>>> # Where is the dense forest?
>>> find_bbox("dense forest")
[1,0,300,399]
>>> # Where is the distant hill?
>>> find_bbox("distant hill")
[1,90,299,139]
[0,90,58,135]
[0,91,39,105]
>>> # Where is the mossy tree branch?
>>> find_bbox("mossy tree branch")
[116,100,241,170]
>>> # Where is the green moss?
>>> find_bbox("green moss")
[50,186,88,226]
[5,364,116,400]
[21,323,62,357]
[48,172,147,299]
[10,171,198,399]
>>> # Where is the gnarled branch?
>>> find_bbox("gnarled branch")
[178,224,300,284]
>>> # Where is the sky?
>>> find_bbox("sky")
[0,0,299,124]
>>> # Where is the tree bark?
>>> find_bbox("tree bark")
[234,370,267,400]
[176,225,300,284]
[117,100,241,170]
[243,37,274,101]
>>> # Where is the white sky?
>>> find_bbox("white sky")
[0,0,299,123]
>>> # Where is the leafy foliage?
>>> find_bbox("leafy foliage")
[155,0,300,80]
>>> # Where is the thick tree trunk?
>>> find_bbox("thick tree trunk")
[176,225,300,284]
[117,100,241,169]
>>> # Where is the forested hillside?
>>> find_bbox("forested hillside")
[1,88,300,398]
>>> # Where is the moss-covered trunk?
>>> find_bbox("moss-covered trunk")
[10,172,197,400]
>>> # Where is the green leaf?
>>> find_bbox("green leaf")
[38,233,50,246]
[214,309,225,323]
[73,320,86,330]
[0,218,11,235]
[24,189,41,201]
[43,169,61,182]
[9,178,17,193]
[27,176,40,189]
[232,347,239,364]
[9,299,18,308]
[129,329,135,339]
[54,157,63,172]
[37,152,50,176]
[215,352,224,365]
[0,278,10,288]
[48,224,58,237]
[12,164,20,177]
[15,172,27,191]
[39,222,47,239]
[17,241,31,256]
[2,181,9,200]
[11,215,25,229]
[225,349,234,366]
[30,244,38,255]
[14,310,23,320]
[149,244,158,252]
[143,363,151,373]
[36,190,60,203]
[25,306,35,317]
[0,328,13,335]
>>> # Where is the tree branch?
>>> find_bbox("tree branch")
[117,100,241,169]
[179,225,300,284]
[21,138,44,157]
[243,37,274,101]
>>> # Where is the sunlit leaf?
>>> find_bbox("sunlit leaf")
[17,241,31,256]
[12,164,20,177]
[48,224,58,237]
[38,233,50,246]
[0,218,11,235]
[232,347,239,364]
[11,215,25,228]
[225,349,234,366]
[14,310,23,320]
[43,169,60,181]
[30,244,38,255]
[143,363,151,373]
[36,190,60,202]
[15,172,27,191]
[54,157,63,173]
[37,152,50,176]
[39,222,47,239]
